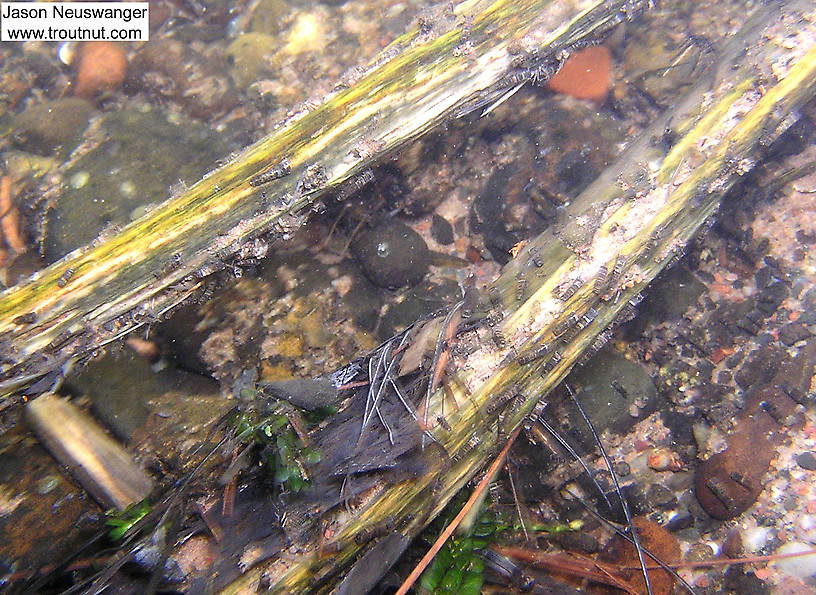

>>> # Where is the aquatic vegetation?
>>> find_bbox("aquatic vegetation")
[229,396,329,494]
[418,495,506,595]
[106,499,151,541]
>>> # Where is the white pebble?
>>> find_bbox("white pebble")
[70,170,90,189]
[743,527,770,553]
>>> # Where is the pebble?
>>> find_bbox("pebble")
[351,221,430,288]
[647,447,681,471]
[11,97,92,155]
[796,451,816,471]
[743,526,771,553]
[430,214,454,245]
[547,45,613,103]
[74,42,128,100]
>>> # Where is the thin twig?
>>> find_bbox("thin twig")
[396,426,521,595]
[566,383,653,595]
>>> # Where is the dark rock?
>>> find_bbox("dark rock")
[660,410,695,448]
[665,512,694,532]
[734,347,788,390]
[754,266,773,290]
[724,351,745,369]
[259,376,340,410]
[765,114,815,159]
[553,531,599,553]
[641,265,707,321]
[755,281,789,315]
[343,273,385,334]
[11,97,92,156]
[796,229,816,244]
[722,530,744,558]
[44,107,231,261]
[555,349,661,450]
[352,220,430,288]
[756,332,776,346]
[614,462,631,477]
[469,164,551,264]
[430,214,454,245]
[723,567,770,595]
[796,452,816,471]
[64,348,220,442]
[798,307,816,326]
[717,370,733,385]
[779,323,813,346]
[379,279,459,339]
[646,483,677,509]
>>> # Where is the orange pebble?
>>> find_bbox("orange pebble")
[547,45,612,103]
[709,346,735,364]
[74,42,128,100]
[753,567,772,580]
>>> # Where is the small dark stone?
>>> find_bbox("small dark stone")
[430,214,454,245]
[755,237,771,255]
[755,282,789,315]
[697,359,715,379]
[799,310,816,326]
[724,566,770,595]
[614,462,631,477]
[796,451,816,471]
[724,351,745,368]
[756,332,776,346]
[754,266,773,290]
[779,323,813,346]
[665,512,694,532]
[722,530,744,558]
[646,483,677,509]
[259,376,340,410]
[352,221,430,288]
[734,347,788,389]
[553,531,599,553]
[717,370,733,385]
[796,229,816,244]
[11,97,92,156]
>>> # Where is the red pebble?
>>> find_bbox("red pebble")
[74,41,128,100]
[547,45,613,104]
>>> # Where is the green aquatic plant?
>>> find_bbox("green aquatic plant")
[418,492,509,595]
[418,488,585,594]
[229,398,328,494]
[106,499,151,541]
